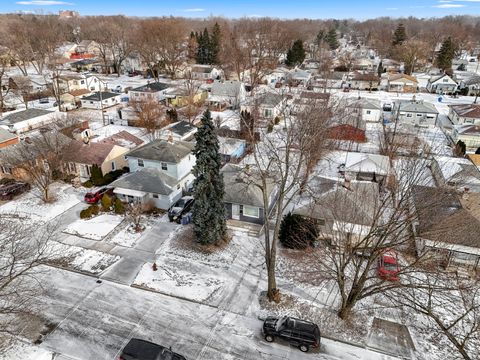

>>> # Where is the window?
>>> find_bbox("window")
[316,218,326,226]
[0,166,12,174]
[177,184,180,190]
[406,113,413,118]
[152,194,159,199]
[366,110,371,115]
[138,159,144,167]
[243,205,259,218]
[81,80,85,84]
[86,165,91,176]
[416,113,422,117]
[161,162,168,170]
[90,101,94,104]
[111,161,116,171]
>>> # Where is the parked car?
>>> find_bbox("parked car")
[262,316,321,353]
[39,98,49,104]
[84,187,112,204]
[0,182,31,201]
[168,196,194,223]
[119,338,186,360]
[377,250,400,281]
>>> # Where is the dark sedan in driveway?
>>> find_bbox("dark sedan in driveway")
[168,196,194,223]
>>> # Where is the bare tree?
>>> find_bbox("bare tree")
[180,71,205,124]
[131,98,170,141]
[0,125,71,203]
[0,215,57,335]
[388,274,480,360]
[242,91,334,301]
[126,202,144,232]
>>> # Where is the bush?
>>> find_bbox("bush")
[274,116,280,125]
[82,180,94,188]
[279,212,318,250]
[90,164,104,186]
[267,123,274,133]
[80,207,92,219]
[114,198,125,214]
[101,194,113,211]
[89,204,100,216]
[0,178,16,186]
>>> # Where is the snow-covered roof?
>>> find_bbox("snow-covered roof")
[344,152,389,175]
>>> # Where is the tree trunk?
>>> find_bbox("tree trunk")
[338,300,355,320]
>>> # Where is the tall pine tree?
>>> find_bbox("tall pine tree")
[285,40,306,67]
[326,28,339,50]
[192,109,226,245]
[195,28,211,64]
[392,23,407,46]
[436,37,456,72]
[209,22,221,64]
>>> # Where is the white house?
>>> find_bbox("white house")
[208,81,246,109]
[426,74,458,94]
[346,98,382,122]
[0,108,66,134]
[56,74,103,93]
[80,92,122,110]
[128,82,170,102]
[452,125,480,149]
[343,152,390,183]
[159,121,197,142]
[394,100,439,127]
[241,92,286,120]
[126,139,196,190]
[190,65,222,80]
[448,104,480,125]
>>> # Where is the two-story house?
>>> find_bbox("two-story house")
[111,139,196,209]
[128,82,170,103]
[56,74,103,93]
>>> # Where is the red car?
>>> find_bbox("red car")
[377,250,400,281]
[84,187,111,204]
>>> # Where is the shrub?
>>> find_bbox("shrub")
[82,180,94,188]
[90,164,104,186]
[80,207,92,219]
[274,116,280,125]
[267,123,274,133]
[279,212,318,250]
[114,198,125,214]
[89,204,100,216]
[101,194,113,211]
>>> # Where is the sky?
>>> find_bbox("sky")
[1,0,480,19]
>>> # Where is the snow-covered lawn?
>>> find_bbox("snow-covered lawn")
[50,242,120,275]
[0,182,83,222]
[0,341,53,360]
[134,227,254,304]
[63,214,123,240]
[108,218,156,247]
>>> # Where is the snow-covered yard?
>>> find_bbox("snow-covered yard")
[108,217,156,247]
[63,214,123,240]
[134,227,256,305]
[0,182,83,222]
[50,242,120,275]
[0,341,53,360]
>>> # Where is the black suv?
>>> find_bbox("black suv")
[119,338,186,360]
[262,316,321,352]
[168,196,194,223]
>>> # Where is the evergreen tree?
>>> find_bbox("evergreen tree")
[315,29,325,47]
[192,109,227,245]
[90,164,103,186]
[195,28,211,64]
[326,28,339,50]
[285,40,306,67]
[377,61,384,78]
[392,23,407,46]
[209,22,221,64]
[436,37,456,72]
[279,212,317,250]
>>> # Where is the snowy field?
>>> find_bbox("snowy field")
[63,214,123,240]
[108,217,156,247]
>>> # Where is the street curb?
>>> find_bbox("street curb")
[131,284,220,310]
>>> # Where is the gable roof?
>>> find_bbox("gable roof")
[294,179,379,226]
[163,121,197,137]
[344,152,389,175]
[388,74,418,83]
[221,164,276,208]
[450,104,480,119]
[412,185,480,248]
[347,98,381,110]
[126,139,194,163]
[81,91,119,101]
[111,168,177,196]
[211,81,244,97]
[63,140,117,165]
[97,130,144,149]
[131,82,169,93]
[257,92,284,107]
[0,109,54,125]
[397,101,439,114]
[428,73,457,84]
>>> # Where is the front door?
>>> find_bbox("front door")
[232,204,240,220]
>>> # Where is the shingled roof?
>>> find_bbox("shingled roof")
[126,139,194,163]
[63,140,116,165]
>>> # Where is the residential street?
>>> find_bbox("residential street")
[34,267,399,360]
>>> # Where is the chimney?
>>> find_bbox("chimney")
[167,130,174,144]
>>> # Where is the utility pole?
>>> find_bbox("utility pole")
[99,78,108,126]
